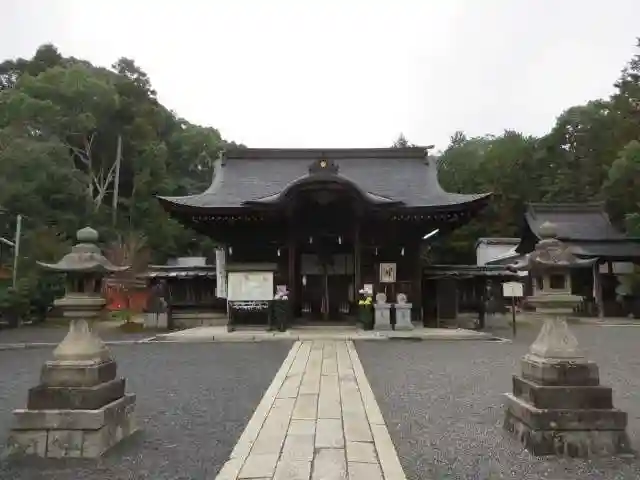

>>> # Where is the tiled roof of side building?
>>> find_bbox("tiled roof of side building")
[525,203,628,241]
[157,147,491,210]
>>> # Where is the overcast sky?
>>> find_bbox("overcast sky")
[3,0,639,150]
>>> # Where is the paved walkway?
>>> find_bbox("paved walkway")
[156,325,494,343]
[215,340,406,480]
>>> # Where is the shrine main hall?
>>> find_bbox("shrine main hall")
[158,147,491,324]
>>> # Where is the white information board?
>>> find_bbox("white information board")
[227,271,274,301]
[503,281,524,298]
[215,248,227,298]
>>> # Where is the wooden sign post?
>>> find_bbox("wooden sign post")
[502,281,524,337]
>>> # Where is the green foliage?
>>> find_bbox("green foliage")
[434,38,640,262]
[0,44,235,270]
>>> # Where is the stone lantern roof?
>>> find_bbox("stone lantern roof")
[37,227,129,274]
[508,222,596,273]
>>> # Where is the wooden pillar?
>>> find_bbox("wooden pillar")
[414,242,424,325]
[354,222,361,293]
[288,234,296,315]
[593,260,604,319]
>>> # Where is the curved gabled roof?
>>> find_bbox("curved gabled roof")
[157,147,491,212]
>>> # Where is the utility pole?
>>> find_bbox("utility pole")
[112,134,122,226]
[12,214,22,287]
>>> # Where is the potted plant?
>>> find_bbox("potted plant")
[357,290,374,330]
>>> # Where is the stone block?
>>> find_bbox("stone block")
[40,359,117,387]
[13,392,136,431]
[82,395,137,457]
[520,354,599,386]
[27,378,125,410]
[512,376,613,409]
[6,430,47,457]
[7,394,137,458]
[47,430,84,458]
[504,393,627,431]
[504,409,633,456]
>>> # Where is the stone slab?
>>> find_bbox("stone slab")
[513,375,613,409]
[504,393,627,431]
[27,377,125,410]
[504,409,633,456]
[520,354,600,386]
[238,453,279,479]
[311,448,347,480]
[12,392,136,431]
[316,418,344,448]
[348,461,383,480]
[273,460,311,480]
[346,441,377,463]
[41,359,117,387]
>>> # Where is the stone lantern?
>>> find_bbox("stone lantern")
[7,227,138,458]
[503,222,631,456]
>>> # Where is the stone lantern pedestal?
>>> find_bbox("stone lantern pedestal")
[394,293,414,331]
[503,222,632,456]
[7,227,138,458]
[373,293,392,331]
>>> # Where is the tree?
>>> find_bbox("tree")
[602,140,640,229]
[391,133,413,148]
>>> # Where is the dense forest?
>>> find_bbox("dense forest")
[0,40,639,307]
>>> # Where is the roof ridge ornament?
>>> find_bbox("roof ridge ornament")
[308,156,339,175]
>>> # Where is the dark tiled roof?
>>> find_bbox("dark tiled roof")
[522,203,640,259]
[568,241,640,259]
[158,147,490,210]
[525,203,626,241]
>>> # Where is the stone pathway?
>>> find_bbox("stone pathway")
[215,340,406,480]
[156,325,493,343]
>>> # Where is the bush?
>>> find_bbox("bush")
[0,274,65,327]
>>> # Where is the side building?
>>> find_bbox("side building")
[158,147,491,325]
[516,203,640,318]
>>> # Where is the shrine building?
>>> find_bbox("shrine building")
[158,147,491,325]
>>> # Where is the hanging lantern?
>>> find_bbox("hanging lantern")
[302,275,307,286]
[375,247,378,256]
[309,236,313,245]
[228,246,233,256]
[338,236,342,245]
[277,248,281,257]
[401,247,405,256]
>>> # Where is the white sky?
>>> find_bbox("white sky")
[3,0,639,150]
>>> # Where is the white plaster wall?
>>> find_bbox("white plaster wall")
[476,244,517,266]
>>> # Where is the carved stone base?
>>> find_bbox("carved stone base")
[504,395,632,456]
[394,304,414,331]
[504,355,633,457]
[374,304,392,331]
[7,394,137,458]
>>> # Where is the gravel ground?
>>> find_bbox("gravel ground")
[0,325,153,344]
[0,341,294,480]
[357,324,640,480]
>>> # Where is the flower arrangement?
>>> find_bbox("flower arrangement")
[358,296,372,306]
[274,287,289,301]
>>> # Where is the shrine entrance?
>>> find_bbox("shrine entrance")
[298,249,355,322]
[286,180,361,323]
